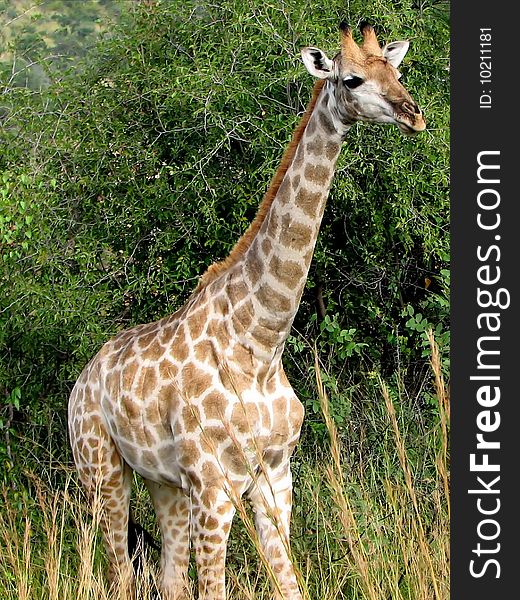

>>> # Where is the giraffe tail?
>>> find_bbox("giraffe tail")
[127,515,161,573]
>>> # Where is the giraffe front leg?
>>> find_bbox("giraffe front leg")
[144,479,191,600]
[191,487,236,600]
[247,463,302,600]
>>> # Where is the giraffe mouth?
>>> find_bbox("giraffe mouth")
[397,120,418,135]
[395,112,426,135]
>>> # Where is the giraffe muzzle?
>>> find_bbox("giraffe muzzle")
[395,102,426,134]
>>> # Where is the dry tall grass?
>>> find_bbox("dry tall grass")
[0,333,449,599]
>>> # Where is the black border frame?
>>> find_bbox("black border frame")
[451,2,519,595]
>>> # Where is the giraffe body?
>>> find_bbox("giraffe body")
[69,22,425,600]
[70,278,305,491]
[69,264,306,599]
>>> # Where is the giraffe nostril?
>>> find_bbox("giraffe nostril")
[402,101,420,116]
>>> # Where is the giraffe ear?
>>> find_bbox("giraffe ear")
[382,40,410,68]
[301,47,334,79]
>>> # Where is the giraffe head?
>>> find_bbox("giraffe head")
[301,22,426,135]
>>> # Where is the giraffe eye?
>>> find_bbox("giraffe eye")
[344,75,364,89]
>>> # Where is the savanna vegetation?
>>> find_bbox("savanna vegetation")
[0,0,450,598]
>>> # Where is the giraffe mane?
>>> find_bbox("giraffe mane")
[195,79,326,291]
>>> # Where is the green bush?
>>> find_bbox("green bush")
[0,0,449,479]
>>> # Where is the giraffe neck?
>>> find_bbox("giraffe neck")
[232,82,349,359]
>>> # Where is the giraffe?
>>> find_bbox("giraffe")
[68,22,425,600]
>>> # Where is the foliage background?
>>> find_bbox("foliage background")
[1,0,449,493]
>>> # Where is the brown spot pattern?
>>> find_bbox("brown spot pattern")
[182,404,201,433]
[202,392,227,420]
[306,116,317,136]
[229,343,254,373]
[295,187,323,219]
[178,439,200,467]
[252,324,280,349]
[293,143,305,170]
[264,449,284,469]
[259,403,272,428]
[138,331,156,349]
[187,310,206,340]
[306,137,324,155]
[256,283,291,313]
[266,209,280,237]
[221,444,247,474]
[244,248,264,286]
[157,383,178,412]
[280,216,313,251]
[304,163,331,186]
[137,366,157,398]
[201,426,229,453]
[230,402,259,433]
[121,361,138,391]
[201,461,223,486]
[142,340,163,361]
[318,110,336,135]
[231,300,254,332]
[173,336,190,363]
[277,177,292,205]
[159,358,176,380]
[324,140,340,160]
[261,238,272,255]
[194,340,216,363]
[182,363,213,398]
[289,396,305,430]
[144,401,162,426]
[268,255,304,290]
[227,280,248,305]
[272,398,290,440]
